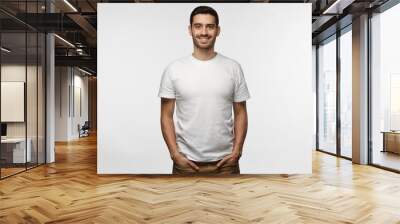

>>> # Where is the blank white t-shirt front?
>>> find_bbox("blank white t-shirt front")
[158,52,250,162]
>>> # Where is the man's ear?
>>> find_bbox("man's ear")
[216,26,221,37]
[188,25,193,36]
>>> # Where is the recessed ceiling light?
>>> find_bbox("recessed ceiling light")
[63,0,78,12]
[78,67,93,76]
[322,0,354,15]
[1,47,11,53]
[54,34,75,48]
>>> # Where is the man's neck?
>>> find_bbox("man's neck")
[192,48,217,61]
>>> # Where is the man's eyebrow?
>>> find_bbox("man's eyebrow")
[192,23,216,26]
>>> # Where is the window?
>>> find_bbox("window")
[318,36,337,154]
[370,3,400,171]
[340,28,352,158]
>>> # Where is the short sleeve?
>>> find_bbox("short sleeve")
[158,65,176,99]
[233,64,250,102]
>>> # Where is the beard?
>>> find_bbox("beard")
[192,35,216,50]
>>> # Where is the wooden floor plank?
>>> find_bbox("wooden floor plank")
[1,134,400,223]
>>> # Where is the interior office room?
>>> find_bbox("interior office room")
[0,10,46,178]
[0,0,399,223]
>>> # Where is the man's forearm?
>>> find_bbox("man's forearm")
[160,116,180,158]
[233,111,248,155]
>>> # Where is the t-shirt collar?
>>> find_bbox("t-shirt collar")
[190,52,219,64]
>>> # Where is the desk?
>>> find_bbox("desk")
[1,138,32,163]
[381,131,400,154]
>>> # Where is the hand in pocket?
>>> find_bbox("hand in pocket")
[171,151,200,172]
[216,152,240,168]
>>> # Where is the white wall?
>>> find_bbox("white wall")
[1,65,41,138]
[98,3,313,174]
[72,72,89,138]
[55,67,69,141]
[1,65,26,126]
[55,67,89,141]
[312,45,317,150]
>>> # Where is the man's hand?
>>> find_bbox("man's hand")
[216,151,241,168]
[171,151,200,172]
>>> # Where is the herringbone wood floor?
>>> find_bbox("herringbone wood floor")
[1,134,400,224]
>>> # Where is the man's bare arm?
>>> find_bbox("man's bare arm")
[216,101,248,168]
[160,98,179,159]
[232,101,248,157]
[160,98,200,171]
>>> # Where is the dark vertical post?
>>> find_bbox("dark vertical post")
[336,30,341,156]
[316,45,320,150]
[25,0,28,171]
[36,0,39,167]
[367,11,373,164]
[0,21,2,179]
[44,0,48,164]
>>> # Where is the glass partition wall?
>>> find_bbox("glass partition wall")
[339,27,352,159]
[370,3,400,172]
[0,31,27,177]
[316,26,353,159]
[316,1,400,172]
[317,35,337,155]
[0,2,46,179]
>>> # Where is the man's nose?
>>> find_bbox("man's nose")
[201,27,207,35]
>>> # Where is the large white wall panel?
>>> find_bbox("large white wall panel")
[98,3,312,174]
[1,82,24,122]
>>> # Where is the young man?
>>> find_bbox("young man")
[158,6,250,175]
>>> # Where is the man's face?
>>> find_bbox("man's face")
[189,14,220,50]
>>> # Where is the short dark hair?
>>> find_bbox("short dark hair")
[190,6,219,26]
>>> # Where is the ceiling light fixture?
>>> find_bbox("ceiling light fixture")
[54,34,75,48]
[63,0,78,12]
[78,67,93,76]
[1,47,11,53]
[322,0,354,14]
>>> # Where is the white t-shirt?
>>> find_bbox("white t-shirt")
[158,52,250,162]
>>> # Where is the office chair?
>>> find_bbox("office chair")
[79,121,90,138]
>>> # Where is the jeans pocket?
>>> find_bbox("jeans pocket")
[173,162,193,171]
[221,160,239,168]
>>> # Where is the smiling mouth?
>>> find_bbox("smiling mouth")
[198,38,209,42]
